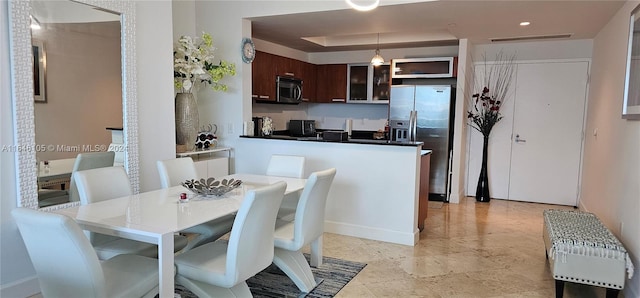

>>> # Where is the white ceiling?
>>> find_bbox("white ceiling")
[31,0,120,24]
[250,0,626,52]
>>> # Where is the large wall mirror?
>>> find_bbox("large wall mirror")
[8,0,139,210]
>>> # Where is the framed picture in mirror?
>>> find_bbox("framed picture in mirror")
[623,3,640,119]
[32,39,46,103]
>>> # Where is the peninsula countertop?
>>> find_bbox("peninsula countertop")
[239,135,424,147]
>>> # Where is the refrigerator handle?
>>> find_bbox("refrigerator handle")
[409,111,417,142]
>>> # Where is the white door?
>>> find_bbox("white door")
[508,62,588,205]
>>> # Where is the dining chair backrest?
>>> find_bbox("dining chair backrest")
[74,166,132,205]
[68,151,115,202]
[266,155,305,178]
[293,168,336,248]
[156,157,198,189]
[225,181,286,286]
[12,208,108,297]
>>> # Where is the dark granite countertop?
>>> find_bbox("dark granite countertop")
[240,135,423,147]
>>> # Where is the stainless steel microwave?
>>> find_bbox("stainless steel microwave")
[276,76,303,104]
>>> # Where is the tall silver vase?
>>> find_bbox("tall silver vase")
[175,93,199,149]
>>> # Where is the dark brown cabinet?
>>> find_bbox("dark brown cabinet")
[252,51,318,102]
[418,152,431,232]
[252,51,277,101]
[300,61,317,102]
[314,64,347,103]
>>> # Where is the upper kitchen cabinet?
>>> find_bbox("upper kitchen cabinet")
[391,57,457,79]
[347,63,390,104]
[252,51,316,102]
[315,64,347,103]
[273,54,299,77]
[299,61,317,102]
[252,51,277,101]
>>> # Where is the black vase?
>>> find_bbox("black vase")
[476,136,491,202]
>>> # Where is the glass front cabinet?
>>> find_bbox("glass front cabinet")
[347,63,390,104]
[391,57,455,78]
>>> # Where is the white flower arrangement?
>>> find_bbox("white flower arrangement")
[262,117,273,135]
[173,32,236,93]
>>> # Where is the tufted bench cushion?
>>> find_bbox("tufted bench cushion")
[543,209,634,298]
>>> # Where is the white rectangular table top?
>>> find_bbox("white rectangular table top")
[37,157,76,181]
[52,173,307,298]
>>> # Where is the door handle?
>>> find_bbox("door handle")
[515,134,527,143]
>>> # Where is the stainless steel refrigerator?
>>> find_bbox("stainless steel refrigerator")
[389,85,455,201]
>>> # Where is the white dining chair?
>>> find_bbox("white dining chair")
[157,158,235,251]
[266,154,305,178]
[273,168,336,293]
[74,166,188,260]
[12,208,160,298]
[68,151,116,203]
[174,181,287,298]
[266,154,306,221]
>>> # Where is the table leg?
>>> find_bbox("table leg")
[310,235,323,267]
[158,233,175,298]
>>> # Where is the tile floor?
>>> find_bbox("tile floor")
[27,197,616,298]
[322,197,613,298]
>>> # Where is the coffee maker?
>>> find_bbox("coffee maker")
[252,117,264,137]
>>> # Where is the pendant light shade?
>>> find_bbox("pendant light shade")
[371,33,384,66]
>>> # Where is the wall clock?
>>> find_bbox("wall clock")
[241,37,255,64]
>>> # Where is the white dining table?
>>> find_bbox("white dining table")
[37,158,76,188]
[51,173,316,298]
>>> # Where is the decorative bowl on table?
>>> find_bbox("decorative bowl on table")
[181,177,242,197]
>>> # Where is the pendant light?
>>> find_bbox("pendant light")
[371,33,384,66]
[346,0,380,11]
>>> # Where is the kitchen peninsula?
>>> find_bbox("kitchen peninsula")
[236,135,430,246]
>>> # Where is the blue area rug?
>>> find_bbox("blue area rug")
[174,254,366,298]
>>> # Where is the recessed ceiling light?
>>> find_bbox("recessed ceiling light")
[520,21,531,26]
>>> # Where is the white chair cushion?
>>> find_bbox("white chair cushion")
[103,254,160,298]
[273,219,296,251]
[175,240,230,287]
[95,235,189,260]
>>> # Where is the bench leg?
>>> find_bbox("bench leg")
[555,280,564,298]
[606,288,620,298]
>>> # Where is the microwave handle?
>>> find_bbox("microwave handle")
[295,85,302,100]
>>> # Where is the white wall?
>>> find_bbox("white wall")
[1,1,177,295]
[136,1,176,192]
[474,39,594,61]
[449,38,473,204]
[581,1,640,297]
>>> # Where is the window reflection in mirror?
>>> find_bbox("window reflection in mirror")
[31,1,123,208]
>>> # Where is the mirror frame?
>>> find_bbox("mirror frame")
[8,0,139,210]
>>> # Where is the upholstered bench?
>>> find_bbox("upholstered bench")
[543,210,634,298]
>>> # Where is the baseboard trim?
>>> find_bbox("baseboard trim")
[1,276,40,298]
[448,189,465,204]
[324,220,417,246]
